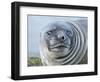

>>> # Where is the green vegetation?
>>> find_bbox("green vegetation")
[28,57,43,66]
[28,53,87,66]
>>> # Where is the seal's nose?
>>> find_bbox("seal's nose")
[61,36,64,40]
[57,31,65,41]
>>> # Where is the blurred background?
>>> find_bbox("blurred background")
[27,15,87,66]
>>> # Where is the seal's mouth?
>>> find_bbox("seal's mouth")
[50,43,69,49]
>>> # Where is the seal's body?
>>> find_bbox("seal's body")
[40,20,87,65]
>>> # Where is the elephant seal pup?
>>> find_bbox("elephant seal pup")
[40,20,87,66]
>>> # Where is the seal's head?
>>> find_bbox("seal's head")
[40,21,87,65]
[40,21,75,65]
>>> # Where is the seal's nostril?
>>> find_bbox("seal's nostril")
[61,36,64,40]
[57,31,65,40]
[57,34,65,41]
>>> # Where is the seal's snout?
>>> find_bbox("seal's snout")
[57,31,66,41]
[49,30,68,47]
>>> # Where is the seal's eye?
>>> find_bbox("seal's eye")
[67,30,71,34]
[47,31,51,35]
[66,30,72,36]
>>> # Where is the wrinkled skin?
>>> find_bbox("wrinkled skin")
[40,20,87,65]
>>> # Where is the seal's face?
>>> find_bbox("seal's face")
[42,22,73,55]
[40,21,87,65]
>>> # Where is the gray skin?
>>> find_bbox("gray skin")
[40,20,87,66]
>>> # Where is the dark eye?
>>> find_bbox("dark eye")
[47,31,51,35]
[67,31,71,34]
[66,30,72,36]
